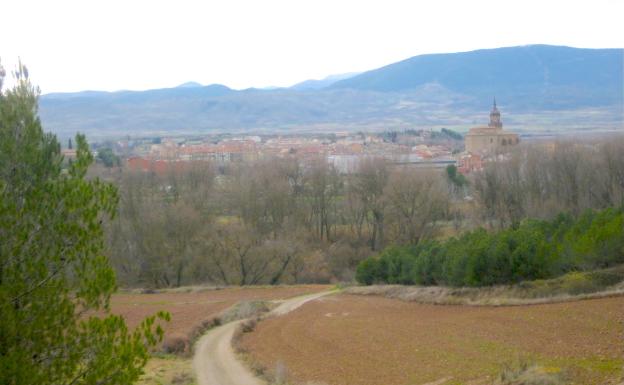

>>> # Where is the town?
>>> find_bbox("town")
[4,2,623,383]
[78,101,519,176]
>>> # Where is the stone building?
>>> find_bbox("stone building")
[465,100,519,154]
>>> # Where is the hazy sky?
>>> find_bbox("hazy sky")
[1,0,622,93]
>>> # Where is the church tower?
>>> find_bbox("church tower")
[488,98,503,129]
[464,99,518,155]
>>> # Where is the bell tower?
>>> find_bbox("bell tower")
[488,97,503,129]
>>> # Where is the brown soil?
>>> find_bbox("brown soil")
[110,285,329,337]
[240,294,624,385]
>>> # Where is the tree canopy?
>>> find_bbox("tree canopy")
[97,147,120,168]
[0,61,168,385]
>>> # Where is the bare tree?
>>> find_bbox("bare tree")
[385,168,450,244]
[350,158,389,250]
[474,138,624,227]
[225,158,295,237]
[304,158,342,241]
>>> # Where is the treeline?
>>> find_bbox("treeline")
[380,128,463,146]
[104,157,451,288]
[356,207,624,286]
[474,140,624,227]
[102,137,624,288]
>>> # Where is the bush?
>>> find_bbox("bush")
[411,241,443,285]
[221,300,271,323]
[355,258,382,285]
[162,333,189,354]
[188,317,221,345]
[356,207,624,287]
[241,318,257,333]
[572,208,624,268]
[378,246,416,285]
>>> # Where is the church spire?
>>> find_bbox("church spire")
[488,98,502,129]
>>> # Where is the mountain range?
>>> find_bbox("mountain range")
[39,45,623,139]
[290,72,361,90]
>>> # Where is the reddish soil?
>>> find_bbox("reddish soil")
[110,285,329,337]
[240,294,624,385]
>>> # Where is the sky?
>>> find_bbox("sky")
[1,0,623,94]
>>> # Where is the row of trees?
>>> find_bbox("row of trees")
[356,139,624,288]
[356,207,624,287]
[105,136,624,288]
[105,157,451,287]
[474,140,624,227]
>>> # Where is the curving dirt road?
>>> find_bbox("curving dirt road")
[193,290,332,385]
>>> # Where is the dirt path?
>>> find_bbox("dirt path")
[193,290,333,385]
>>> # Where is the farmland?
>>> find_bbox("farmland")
[110,285,329,336]
[109,285,329,385]
[240,294,624,385]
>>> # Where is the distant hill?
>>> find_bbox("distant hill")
[290,72,361,90]
[39,45,623,138]
[331,45,623,108]
[176,81,203,88]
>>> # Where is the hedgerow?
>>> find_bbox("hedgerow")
[356,207,624,287]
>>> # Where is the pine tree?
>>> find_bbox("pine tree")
[0,61,169,385]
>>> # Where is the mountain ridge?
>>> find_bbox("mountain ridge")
[290,72,361,90]
[38,45,623,138]
[330,44,622,96]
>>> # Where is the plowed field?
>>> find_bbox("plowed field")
[110,285,329,336]
[240,294,624,385]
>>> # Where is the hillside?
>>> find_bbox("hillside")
[332,45,622,102]
[38,45,623,138]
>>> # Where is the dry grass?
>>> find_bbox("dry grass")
[346,266,624,306]
[137,354,196,385]
[494,360,563,385]
[345,284,624,306]
[220,300,273,323]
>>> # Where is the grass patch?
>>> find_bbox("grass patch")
[119,286,224,294]
[574,357,623,375]
[138,354,195,385]
[516,267,624,297]
[496,360,562,385]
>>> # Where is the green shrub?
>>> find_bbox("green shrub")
[355,257,382,285]
[410,241,443,285]
[356,207,624,287]
[573,208,624,268]
[378,246,416,285]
